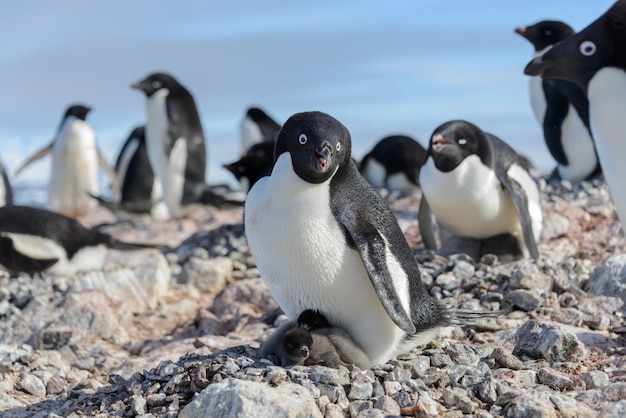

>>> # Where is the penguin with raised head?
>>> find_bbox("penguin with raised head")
[240,107,281,155]
[132,72,241,217]
[245,111,501,367]
[92,126,169,220]
[15,105,119,218]
[418,120,543,262]
[223,142,275,192]
[0,159,12,207]
[524,0,626,226]
[0,205,165,275]
[359,135,426,194]
[515,20,600,182]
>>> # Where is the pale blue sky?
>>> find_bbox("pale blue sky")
[0,0,615,203]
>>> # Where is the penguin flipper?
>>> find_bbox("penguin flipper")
[14,143,53,176]
[542,80,571,166]
[418,197,437,250]
[0,236,58,274]
[497,172,539,259]
[97,149,121,199]
[341,218,416,334]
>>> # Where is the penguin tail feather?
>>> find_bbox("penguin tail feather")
[445,308,510,326]
[102,236,172,253]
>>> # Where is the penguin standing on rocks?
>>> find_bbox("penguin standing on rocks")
[359,135,426,194]
[515,20,600,182]
[245,111,501,367]
[418,120,543,262]
[132,72,241,217]
[525,0,626,226]
[0,159,12,207]
[15,105,119,218]
[0,205,164,275]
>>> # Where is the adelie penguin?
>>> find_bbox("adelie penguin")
[0,205,166,275]
[260,310,371,369]
[515,20,601,183]
[132,72,242,217]
[240,107,281,156]
[223,142,275,192]
[15,105,120,218]
[525,0,626,227]
[245,111,502,367]
[0,158,12,207]
[359,135,426,194]
[92,126,170,221]
[418,120,543,263]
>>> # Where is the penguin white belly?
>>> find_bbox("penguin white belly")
[529,76,547,125]
[146,89,184,217]
[387,173,417,193]
[557,106,597,182]
[420,156,521,239]
[361,159,386,189]
[588,68,626,225]
[245,155,405,365]
[0,181,6,207]
[240,116,263,155]
[49,120,98,217]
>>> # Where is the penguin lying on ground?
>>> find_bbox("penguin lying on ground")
[525,0,626,226]
[240,107,281,156]
[245,111,503,367]
[91,126,170,221]
[418,120,543,263]
[132,72,243,218]
[515,20,600,182]
[360,134,426,194]
[223,142,275,192]
[261,309,371,369]
[0,159,12,207]
[15,105,120,218]
[0,205,167,275]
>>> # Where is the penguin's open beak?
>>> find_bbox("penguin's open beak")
[313,143,332,172]
[131,80,146,91]
[298,346,310,359]
[514,26,526,36]
[431,134,449,153]
[524,56,546,76]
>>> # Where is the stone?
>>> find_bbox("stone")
[504,393,558,418]
[585,254,626,302]
[582,370,610,389]
[513,321,585,363]
[503,290,543,312]
[182,256,233,293]
[537,368,583,391]
[510,261,553,291]
[19,373,46,397]
[179,378,322,418]
[374,395,401,415]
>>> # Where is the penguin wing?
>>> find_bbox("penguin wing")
[495,167,539,259]
[97,149,121,199]
[542,80,571,166]
[14,143,53,176]
[0,236,59,273]
[0,162,12,205]
[418,197,437,250]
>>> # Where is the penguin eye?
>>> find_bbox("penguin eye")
[544,29,553,36]
[579,40,596,56]
[152,80,162,89]
[336,142,341,152]
[458,138,467,145]
[298,134,308,145]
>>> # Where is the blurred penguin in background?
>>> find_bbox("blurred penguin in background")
[0,158,12,207]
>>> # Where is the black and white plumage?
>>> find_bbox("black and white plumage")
[15,105,119,218]
[515,20,600,182]
[0,205,161,275]
[245,111,500,366]
[223,142,275,192]
[261,310,371,369]
[525,0,626,226]
[132,73,240,217]
[93,126,169,220]
[419,120,543,262]
[240,107,281,155]
[0,159,12,207]
[360,135,426,193]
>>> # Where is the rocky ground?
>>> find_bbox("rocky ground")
[1,176,625,417]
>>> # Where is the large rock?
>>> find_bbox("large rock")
[585,255,626,303]
[178,378,322,418]
[71,250,170,314]
[513,321,585,363]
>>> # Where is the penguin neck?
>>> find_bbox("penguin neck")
[533,45,552,58]
[268,153,333,198]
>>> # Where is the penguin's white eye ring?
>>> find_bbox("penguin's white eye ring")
[458,138,467,145]
[152,80,162,89]
[579,40,596,56]
[336,142,341,152]
[544,29,553,36]
[298,134,308,145]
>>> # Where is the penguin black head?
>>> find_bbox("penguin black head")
[64,104,92,121]
[282,328,313,365]
[524,1,626,92]
[515,20,575,52]
[297,309,331,330]
[427,120,491,172]
[274,111,351,184]
[131,72,186,97]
